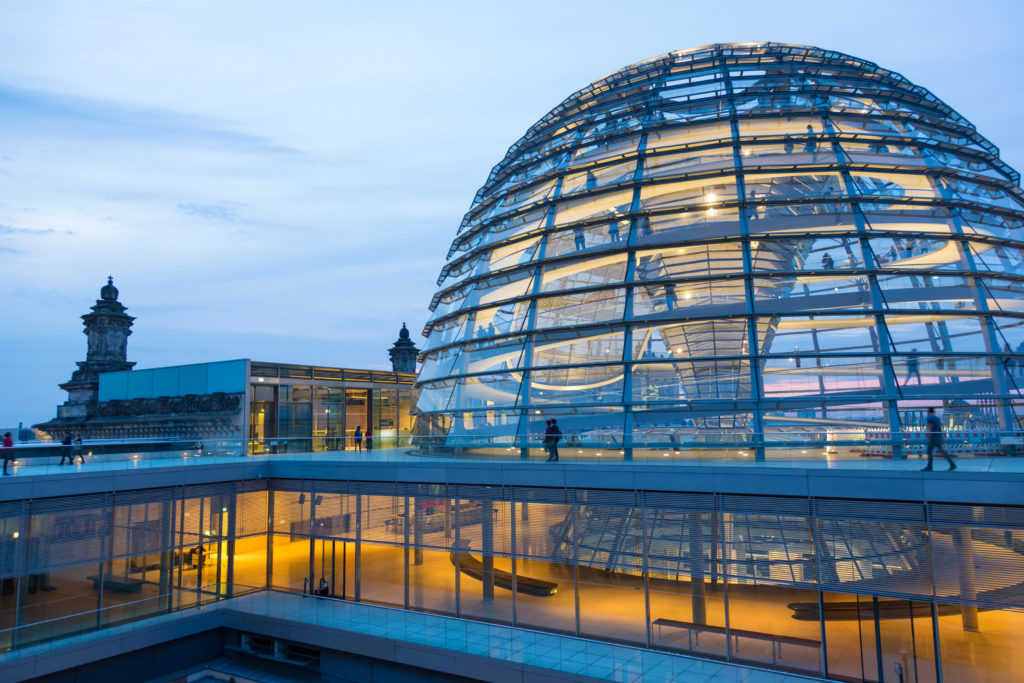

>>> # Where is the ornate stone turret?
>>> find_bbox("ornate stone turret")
[56,277,136,419]
[388,323,419,373]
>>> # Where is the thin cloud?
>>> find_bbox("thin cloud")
[0,224,60,236]
[0,82,301,156]
[177,202,245,223]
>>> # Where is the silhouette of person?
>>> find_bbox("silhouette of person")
[60,433,73,465]
[73,434,84,464]
[574,228,586,251]
[922,407,956,471]
[665,284,678,310]
[904,350,922,385]
[1,432,13,476]
[803,124,817,154]
[546,420,562,462]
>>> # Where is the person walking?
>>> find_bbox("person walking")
[1,432,13,476]
[364,427,373,451]
[72,434,85,464]
[904,350,922,385]
[803,124,817,155]
[547,419,562,462]
[353,426,363,451]
[922,407,956,471]
[543,420,554,460]
[59,433,73,465]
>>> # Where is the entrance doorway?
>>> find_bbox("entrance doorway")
[345,390,368,450]
[311,539,355,600]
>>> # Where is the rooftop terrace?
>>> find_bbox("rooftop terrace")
[1,442,1022,505]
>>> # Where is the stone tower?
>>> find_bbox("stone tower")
[388,323,419,373]
[56,277,136,419]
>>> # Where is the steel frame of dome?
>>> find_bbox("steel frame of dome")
[413,42,1024,459]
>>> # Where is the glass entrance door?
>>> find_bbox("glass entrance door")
[345,390,368,450]
[249,384,277,453]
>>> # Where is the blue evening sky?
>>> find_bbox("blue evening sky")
[1,0,1021,427]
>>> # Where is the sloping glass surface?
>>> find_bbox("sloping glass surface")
[415,43,1024,451]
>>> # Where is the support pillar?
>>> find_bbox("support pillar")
[952,527,979,631]
[413,498,424,566]
[688,511,706,625]
[481,500,494,600]
[159,496,173,611]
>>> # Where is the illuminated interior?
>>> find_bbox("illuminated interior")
[3,480,1021,682]
[414,43,1024,457]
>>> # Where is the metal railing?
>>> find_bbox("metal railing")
[3,428,1021,472]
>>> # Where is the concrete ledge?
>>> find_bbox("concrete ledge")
[1,453,1022,505]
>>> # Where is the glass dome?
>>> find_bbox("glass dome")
[414,42,1024,459]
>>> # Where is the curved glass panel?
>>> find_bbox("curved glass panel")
[416,43,1024,451]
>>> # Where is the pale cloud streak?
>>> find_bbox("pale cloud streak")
[0,0,1021,426]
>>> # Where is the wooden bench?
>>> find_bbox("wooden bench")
[86,575,144,593]
[449,542,558,597]
[652,618,820,665]
[788,600,960,621]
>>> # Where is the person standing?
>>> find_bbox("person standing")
[196,545,207,578]
[574,227,587,251]
[547,420,562,462]
[60,433,73,465]
[353,426,363,451]
[922,407,956,471]
[904,350,922,385]
[1,432,13,476]
[803,124,817,155]
[365,427,373,451]
[543,420,554,460]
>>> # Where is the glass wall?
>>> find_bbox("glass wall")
[4,480,1023,683]
[0,482,266,649]
[265,482,1024,683]
[246,363,416,454]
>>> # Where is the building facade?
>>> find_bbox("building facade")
[37,359,415,452]
[247,360,416,452]
[36,286,417,450]
[414,43,1024,459]
[51,277,135,424]
[0,460,1022,682]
